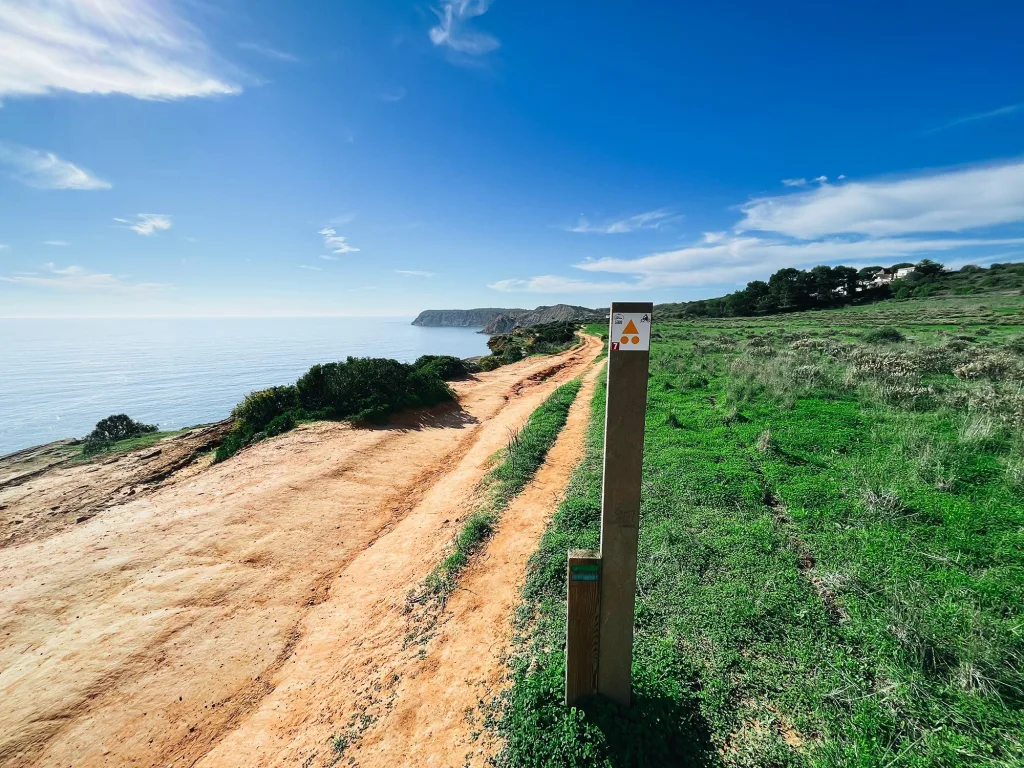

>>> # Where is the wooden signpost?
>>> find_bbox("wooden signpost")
[565,302,652,707]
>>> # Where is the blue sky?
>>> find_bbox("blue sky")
[0,0,1022,317]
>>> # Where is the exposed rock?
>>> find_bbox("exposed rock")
[411,308,525,328]
[480,304,603,334]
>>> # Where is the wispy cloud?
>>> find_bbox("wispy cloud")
[299,265,322,271]
[0,0,240,100]
[115,214,172,236]
[0,243,8,251]
[739,159,1024,239]
[781,178,807,187]
[0,263,169,293]
[928,103,1021,133]
[395,269,435,277]
[488,275,641,293]
[571,235,1024,288]
[495,157,1024,294]
[318,254,337,261]
[379,87,407,102]
[44,240,69,246]
[318,227,360,254]
[568,209,679,234]
[237,41,299,63]
[429,0,500,57]
[0,141,110,190]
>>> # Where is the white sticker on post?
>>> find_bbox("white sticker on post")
[610,312,652,352]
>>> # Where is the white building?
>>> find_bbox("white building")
[896,266,917,279]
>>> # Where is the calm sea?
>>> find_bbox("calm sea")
[0,318,491,456]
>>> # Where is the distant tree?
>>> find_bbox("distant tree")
[810,265,840,302]
[915,258,945,277]
[858,266,884,278]
[959,265,984,274]
[892,262,915,269]
[88,414,157,442]
[834,265,860,297]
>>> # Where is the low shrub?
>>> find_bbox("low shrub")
[82,414,157,455]
[863,326,905,343]
[413,354,471,380]
[216,357,455,462]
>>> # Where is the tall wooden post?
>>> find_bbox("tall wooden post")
[597,301,652,706]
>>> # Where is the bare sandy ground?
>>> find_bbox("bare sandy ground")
[0,335,601,768]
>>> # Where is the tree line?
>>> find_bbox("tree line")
[661,259,948,319]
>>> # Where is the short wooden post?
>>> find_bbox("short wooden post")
[565,549,602,705]
[597,301,652,707]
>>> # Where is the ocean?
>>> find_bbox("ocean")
[0,317,491,456]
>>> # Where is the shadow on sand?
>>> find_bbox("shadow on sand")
[369,400,480,432]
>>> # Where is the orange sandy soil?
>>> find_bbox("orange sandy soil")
[0,335,602,768]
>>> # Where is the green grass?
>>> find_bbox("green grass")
[71,428,189,462]
[422,377,583,601]
[499,299,1024,767]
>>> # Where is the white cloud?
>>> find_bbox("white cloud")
[781,178,807,187]
[572,234,1024,287]
[115,213,172,236]
[237,41,298,63]
[299,265,321,271]
[379,87,406,102]
[488,275,642,293]
[44,240,70,246]
[496,157,1024,297]
[0,243,8,250]
[429,0,500,56]
[318,254,337,261]
[739,160,1024,239]
[812,175,828,184]
[568,209,679,234]
[0,263,168,293]
[0,141,110,189]
[928,103,1021,133]
[395,269,435,277]
[0,0,240,101]
[318,227,360,254]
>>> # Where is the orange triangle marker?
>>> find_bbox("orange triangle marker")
[622,319,639,335]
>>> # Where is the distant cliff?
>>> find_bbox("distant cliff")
[412,304,603,333]
[411,308,525,328]
[480,304,603,334]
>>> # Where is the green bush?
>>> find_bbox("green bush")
[863,326,905,343]
[216,358,455,462]
[82,414,157,455]
[413,354,470,380]
[87,413,157,442]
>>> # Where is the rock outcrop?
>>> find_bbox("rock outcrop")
[412,304,604,333]
[411,308,525,328]
[479,304,603,334]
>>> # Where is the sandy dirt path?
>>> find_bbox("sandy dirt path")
[352,359,604,768]
[0,335,601,768]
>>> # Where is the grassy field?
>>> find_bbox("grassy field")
[498,294,1024,767]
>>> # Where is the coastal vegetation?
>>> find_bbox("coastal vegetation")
[658,260,1024,320]
[81,414,158,456]
[479,321,582,370]
[214,356,459,462]
[498,293,1024,767]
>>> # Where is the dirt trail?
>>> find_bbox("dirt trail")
[0,335,601,768]
[354,360,604,768]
